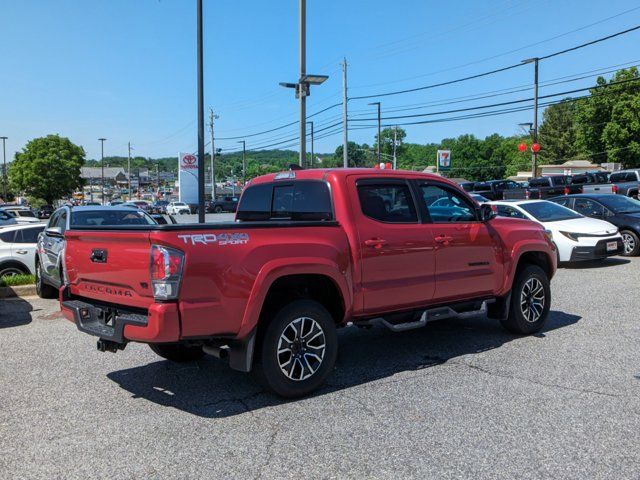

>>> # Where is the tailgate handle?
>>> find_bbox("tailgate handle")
[90,249,108,263]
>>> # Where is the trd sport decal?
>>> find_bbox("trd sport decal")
[177,233,250,246]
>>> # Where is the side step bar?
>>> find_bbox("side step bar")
[362,302,488,333]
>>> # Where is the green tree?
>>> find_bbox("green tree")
[333,141,370,167]
[9,134,85,204]
[375,127,407,158]
[538,99,579,163]
[575,67,640,165]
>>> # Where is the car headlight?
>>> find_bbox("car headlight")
[543,229,554,243]
[559,231,581,241]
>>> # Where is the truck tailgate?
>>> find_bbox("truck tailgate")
[65,230,154,309]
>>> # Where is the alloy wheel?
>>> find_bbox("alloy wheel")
[277,317,326,381]
[520,277,545,323]
[622,233,635,255]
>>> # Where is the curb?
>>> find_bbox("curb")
[0,284,37,299]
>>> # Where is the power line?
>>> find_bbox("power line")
[350,24,640,101]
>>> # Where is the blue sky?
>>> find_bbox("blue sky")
[1,0,640,161]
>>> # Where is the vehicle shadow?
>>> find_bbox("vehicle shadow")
[0,296,34,328]
[561,257,630,269]
[107,310,580,418]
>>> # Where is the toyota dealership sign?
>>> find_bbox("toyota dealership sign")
[178,152,199,204]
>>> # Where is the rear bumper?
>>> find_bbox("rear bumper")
[569,238,623,262]
[60,288,180,344]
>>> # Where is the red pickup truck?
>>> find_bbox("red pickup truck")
[61,169,557,397]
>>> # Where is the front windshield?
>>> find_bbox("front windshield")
[599,195,640,213]
[520,201,582,222]
[71,210,157,226]
[175,202,187,206]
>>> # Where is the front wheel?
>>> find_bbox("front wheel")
[254,300,337,398]
[621,230,640,256]
[501,264,550,335]
[149,343,205,362]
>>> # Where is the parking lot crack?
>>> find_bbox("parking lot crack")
[455,361,621,398]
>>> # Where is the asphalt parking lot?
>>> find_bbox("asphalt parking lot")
[1,258,639,479]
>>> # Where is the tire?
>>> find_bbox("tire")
[214,206,223,213]
[500,264,551,335]
[0,263,28,278]
[36,260,57,299]
[620,230,640,256]
[149,343,205,362]
[254,299,337,398]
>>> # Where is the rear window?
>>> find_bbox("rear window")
[70,210,157,227]
[529,177,552,187]
[237,180,333,221]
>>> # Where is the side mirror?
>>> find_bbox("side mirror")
[479,204,497,222]
[45,226,63,237]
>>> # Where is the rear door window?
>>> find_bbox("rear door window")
[574,199,604,217]
[14,226,45,243]
[357,184,418,223]
[0,230,15,243]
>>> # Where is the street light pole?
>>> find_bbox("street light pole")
[98,138,106,204]
[238,140,246,186]
[392,126,398,170]
[196,0,206,223]
[523,57,539,178]
[369,102,381,164]
[127,141,132,201]
[0,136,7,201]
[306,121,314,168]
[342,58,348,168]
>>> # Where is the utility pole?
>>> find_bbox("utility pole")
[238,140,246,186]
[342,58,348,168]
[196,0,206,223]
[392,126,398,170]
[127,142,132,201]
[0,136,7,201]
[369,102,381,164]
[306,121,314,168]
[98,138,106,204]
[523,57,539,178]
[209,108,219,200]
[298,0,306,167]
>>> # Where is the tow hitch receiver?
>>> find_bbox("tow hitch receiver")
[97,339,126,353]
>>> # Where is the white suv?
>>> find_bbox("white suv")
[0,223,46,277]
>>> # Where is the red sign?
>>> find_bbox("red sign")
[181,154,198,169]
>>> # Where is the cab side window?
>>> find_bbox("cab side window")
[496,205,526,219]
[420,184,476,223]
[574,199,604,217]
[56,211,68,233]
[357,184,418,223]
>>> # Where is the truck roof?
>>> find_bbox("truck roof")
[247,168,458,186]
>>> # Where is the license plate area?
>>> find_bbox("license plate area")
[606,241,617,252]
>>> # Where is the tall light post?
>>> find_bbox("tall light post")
[127,141,133,201]
[279,0,328,167]
[98,138,106,204]
[369,102,381,164]
[209,109,219,200]
[238,140,246,186]
[196,0,206,223]
[0,136,7,201]
[342,58,348,168]
[522,57,539,177]
[306,121,314,168]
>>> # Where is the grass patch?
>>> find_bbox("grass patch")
[0,274,35,287]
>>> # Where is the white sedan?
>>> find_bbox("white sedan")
[166,202,191,215]
[489,199,623,263]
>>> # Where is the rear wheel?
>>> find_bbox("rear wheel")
[621,230,639,256]
[254,300,337,398]
[0,263,28,278]
[214,205,223,213]
[149,343,205,362]
[35,260,57,299]
[501,264,550,334]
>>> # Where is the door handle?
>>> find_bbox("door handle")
[434,235,454,245]
[364,238,387,249]
[15,250,28,255]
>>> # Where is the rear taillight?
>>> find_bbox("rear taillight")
[613,184,619,194]
[150,244,184,300]
[563,187,569,195]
